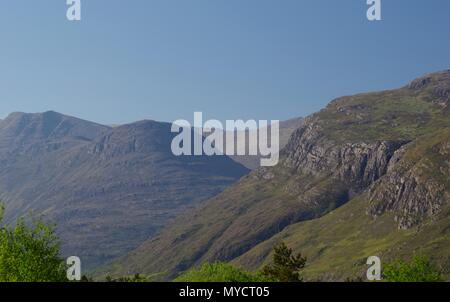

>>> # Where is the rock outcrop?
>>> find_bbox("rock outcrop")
[282,121,409,193]
[368,132,450,229]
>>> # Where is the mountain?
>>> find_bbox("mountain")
[0,111,249,269]
[104,70,450,280]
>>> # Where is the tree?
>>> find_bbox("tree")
[383,256,443,282]
[0,205,67,282]
[261,242,307,282]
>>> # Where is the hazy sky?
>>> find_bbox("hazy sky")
[0,0,449,125]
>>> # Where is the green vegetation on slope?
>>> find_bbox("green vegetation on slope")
[384,256,443,282]
[236,196,449,281]
[175,243,307,282]
[315,71,450,143]
[175,263,273,282]
[0,206,67,282]
[234,129,450,281]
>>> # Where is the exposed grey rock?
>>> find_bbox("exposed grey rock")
[282,121,408,193]
[368,137,450,229]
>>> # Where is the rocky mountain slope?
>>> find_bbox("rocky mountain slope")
[0,111,249,268]
[235,128,450,280]
[104,70,450,280]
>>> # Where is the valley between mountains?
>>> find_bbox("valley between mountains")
[0,109,297,270]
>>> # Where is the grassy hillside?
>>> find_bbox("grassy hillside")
[309,71,450,143]
[235,129,450,280]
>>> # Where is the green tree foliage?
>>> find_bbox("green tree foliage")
[175,263,274,282]
[383,256,443,282]
[0,206,67,282]
[261,242,307,282]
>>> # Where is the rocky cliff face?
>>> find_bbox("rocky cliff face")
[282,121,408,192]
[282,120,448,231]
[368,132,450,229]
[235,128,450,281]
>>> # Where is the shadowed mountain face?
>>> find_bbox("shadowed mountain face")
[0,112,249,269]
[104,71,450,280]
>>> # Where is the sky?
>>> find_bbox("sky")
[0,0,449,125]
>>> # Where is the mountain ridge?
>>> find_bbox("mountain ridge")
[0,111,249,269]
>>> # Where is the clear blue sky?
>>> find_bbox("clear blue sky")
[0,0,449,125]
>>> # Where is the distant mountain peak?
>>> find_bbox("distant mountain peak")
[0,111,110,146]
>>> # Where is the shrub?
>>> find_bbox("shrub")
[0,206,67,282]
[383,256,443,282]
